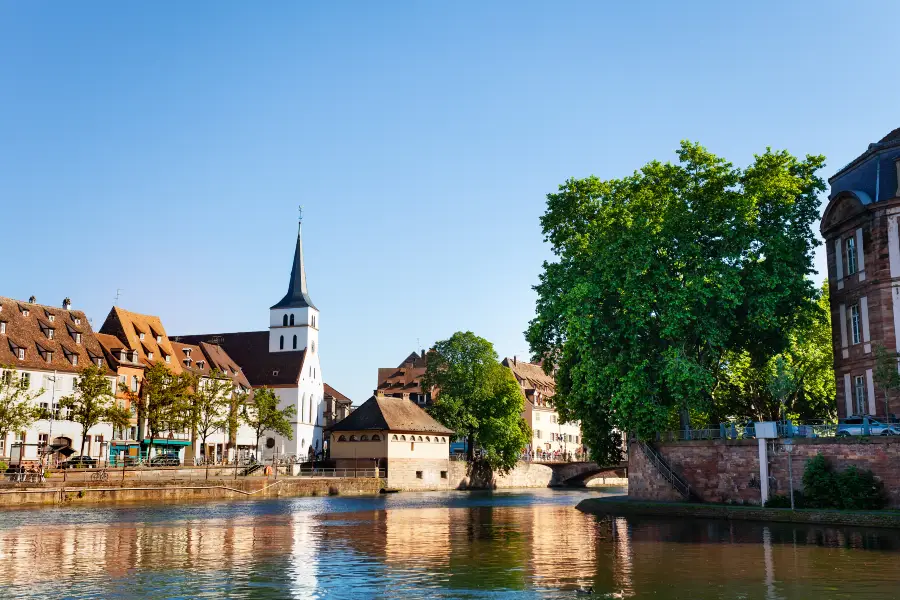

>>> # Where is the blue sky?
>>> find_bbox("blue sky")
[2,1,898,403]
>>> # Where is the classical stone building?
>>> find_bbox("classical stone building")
[327,393,453,489]
[822,127,900,419]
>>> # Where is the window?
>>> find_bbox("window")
[280,336,284,350]
[361,435,369,441]
[283,314,288,326]
[131,376,139,393]
[847,237,858,275]
[851,304,861,345]
[440,470,447,479]
[535,412,540,422]
[415,471,423,479]
[156,335,161,343]
[338,435,346,442]
[400,435,406,441]
[535,429,542,440]
[854,375,866,415]
[392,435,398,441]
[139,332,145,341]
[48,314,55,322]
[39,402,49,414]
[0,322,6,334]
[311,340,316,354]
[372,434,381,441]
[290,314,295,326]
[74,332,81,344]
[147,352,153,360]
[95,435,103,443]
[293,335,297,350]
[17,348,24,360]
[96,357,103,367]
[165,354,170,363]
[349,435,358,441]
[21,309,28,317]
[70,354,78,366]
[74,318,81,325]
[425,436,431,442]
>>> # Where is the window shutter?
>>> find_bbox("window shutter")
[839,304,848,348]
[856,228,865,277]
[835,239,844,282]
[866,369,877,415]
[844,374,852,417]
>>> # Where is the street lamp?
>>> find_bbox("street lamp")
[43,371,58,470]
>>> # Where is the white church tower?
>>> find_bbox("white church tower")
[269,215,320,355]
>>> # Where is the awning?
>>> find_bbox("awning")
[142,439,192,447]
[48,444,77,457]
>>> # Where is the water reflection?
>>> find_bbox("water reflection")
[1,490,899,599]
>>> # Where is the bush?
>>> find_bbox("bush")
[801,454,886,510]
[0,461,7,472]
[764,494,792,508]
[837,466,887,510]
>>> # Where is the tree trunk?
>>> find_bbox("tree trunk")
[80,427,87,458]
[679,409,691,438]
[202,434,209,480]
[467,433,475,463]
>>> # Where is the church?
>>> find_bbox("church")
[176,217,327,459]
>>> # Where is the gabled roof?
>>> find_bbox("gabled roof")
[98,306,181,373]
[271,222,317,310]
[329,394,453,434]
[199,342,252,389]
[502,357,555,395]
[173,331,305,387]
[324,383,352,406]
[0,296,112,374]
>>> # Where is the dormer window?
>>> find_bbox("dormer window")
[46,328,54,340]
[63,348,78,366]
[74,318,81,325]
[197,360,205,369]
[21,309,29,317]
[0,322,6,335]
[139,332,145,341]
[95,357,103,367]
[165,354,170,363]
[185,348,192,357]
[17,348,24,360]
[131,351,138,363]
[74,332,82,345]
[119,350,127,361]
[147,351,154,360]
[48,314,55,323]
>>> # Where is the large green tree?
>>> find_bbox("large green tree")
[137,363,194,458]
[712,281,836,422]
[185,369,233,476]
[0,366,43,457]
[61,364,132,458]
[241,387,296,459]
[527,142,826,443]
[423,331,531,472]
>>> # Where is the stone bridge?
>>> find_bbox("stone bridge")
[532,461,628,487]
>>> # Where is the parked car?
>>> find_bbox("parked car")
[837,416,900,437]
[149,453,181,467]
[60,456,98,469]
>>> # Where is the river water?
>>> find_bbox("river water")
[1,488,899,599]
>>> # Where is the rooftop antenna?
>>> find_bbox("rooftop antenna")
[114,288,123,306]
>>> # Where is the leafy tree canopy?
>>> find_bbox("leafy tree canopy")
[423,331,531,472]
[61,363,130,457]
[527,142,826,440]
[0,366,43,446]
[138,362,194,456]
[241,387,295,458]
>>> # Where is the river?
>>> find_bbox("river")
[1,488,899,598]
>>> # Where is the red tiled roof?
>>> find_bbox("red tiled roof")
[0,296,112,374]
[502,357,555,395]
[98,306,182,373]
[324,383,351,405]
[173,331,305,387]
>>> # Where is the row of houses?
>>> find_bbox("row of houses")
[1,219,352,465]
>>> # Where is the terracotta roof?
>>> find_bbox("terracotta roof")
[324,383,352,406]
[0,296,112,374]
[199,342,252,390]
[95,332,144,370]
[173,331,305,387]
[98,306,182,373]
[328,394,453,434]
[376,350,431,395]
[502,358,555,395]
[170,341,211,378]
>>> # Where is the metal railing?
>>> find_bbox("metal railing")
[655,420,838,442]
[637,440,691,500]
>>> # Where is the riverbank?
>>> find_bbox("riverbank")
[576,496,900,528]
[0,476,384,506]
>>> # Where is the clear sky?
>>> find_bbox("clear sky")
[2,1,898,404]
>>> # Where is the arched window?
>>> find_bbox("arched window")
[301,393,306,422]
[293,335,297,349]
[338,435,346,442]
[309,395,314,424]
[282,314,288,326]
[290,314,295,326]
[279,335,284,350]
[400,435,406,441]
[349,435,358,441]
[425,436,431,442]
[392,435,398,441]
[372,434,381,441]
[361,435,369,441]
[312,340,316,354]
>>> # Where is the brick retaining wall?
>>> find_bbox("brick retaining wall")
[628,437,900,507]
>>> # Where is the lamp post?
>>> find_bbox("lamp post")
[43,371,58,470]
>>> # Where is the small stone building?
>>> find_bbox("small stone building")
[327,393,453,490]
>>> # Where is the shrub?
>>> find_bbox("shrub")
[802,454,839,508]
[0,461,7,472]
[764,494,791,508]
[837,466,887,510]
[801,454,886,510]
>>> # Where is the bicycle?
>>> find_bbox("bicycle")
[91,469,110,483]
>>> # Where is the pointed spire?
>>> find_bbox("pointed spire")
[271,212,317,310]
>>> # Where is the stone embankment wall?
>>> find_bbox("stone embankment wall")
[449,461,554,490]
[0,476,383,507]
[628,438,900,507]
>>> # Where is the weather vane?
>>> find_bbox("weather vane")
[298,205,303,224]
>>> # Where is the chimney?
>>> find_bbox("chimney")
[28,295,35,304]
[513,355,517,366]
[62,297,71,310]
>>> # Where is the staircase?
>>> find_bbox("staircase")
[241,463,264,477]
[637,441,694,501]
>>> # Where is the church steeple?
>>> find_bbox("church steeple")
[271,211,317,310]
